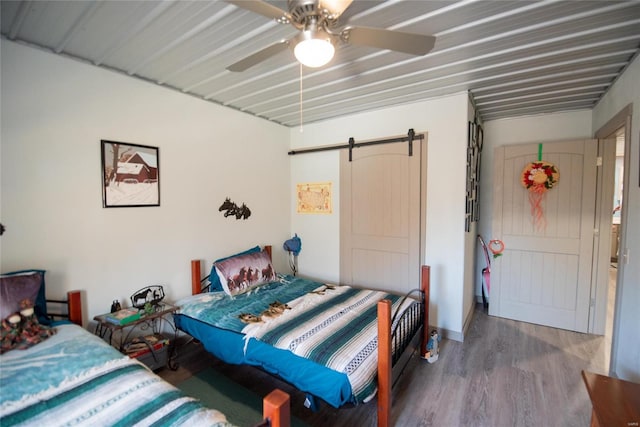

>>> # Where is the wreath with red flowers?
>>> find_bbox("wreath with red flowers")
[521,161,559,193]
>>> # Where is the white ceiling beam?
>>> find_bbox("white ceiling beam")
[480,92,604,112]
[473,77,612,99]
[482,99,598,116]
[163,20,282,86]
[234,19,638,113]
[429,1,637,58]
[475,85,609,105]
[191,0,477,101]
[252,54,627,118]
[94,0,174,66]
[247,47,625,116]
[193,1,637,112]
[265,64,621,122]
[54,1,102,54]
[127,4,237,76]
[7,0,32,40]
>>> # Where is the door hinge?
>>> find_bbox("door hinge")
[594,228,599,236]
[596,156,603,166]
[590,298,596,307]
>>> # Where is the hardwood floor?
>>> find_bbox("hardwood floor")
[159,305,608,426]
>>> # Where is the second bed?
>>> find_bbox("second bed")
[175,245,430,420]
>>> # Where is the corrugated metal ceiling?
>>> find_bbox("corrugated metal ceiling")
[2,0,639,127]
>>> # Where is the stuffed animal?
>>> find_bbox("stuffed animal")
[310,284,336,295]
[238,313,263,324]
[267,301,291,314]
[0,313,22,354]
[0,299,55,354]
[424,329,441,363]
[18,298,56,347]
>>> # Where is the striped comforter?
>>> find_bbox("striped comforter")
[0,324,232,427]
[242,284,417,402]
[178,275,420,403]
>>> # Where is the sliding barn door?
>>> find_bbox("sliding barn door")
[491,139,597,332]
[340,139,424,294]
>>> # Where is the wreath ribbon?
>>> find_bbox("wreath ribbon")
[521,145,559,231]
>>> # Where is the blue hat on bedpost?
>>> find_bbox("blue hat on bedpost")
[283,234,302,256]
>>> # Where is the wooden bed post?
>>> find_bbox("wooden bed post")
[191,260,201,295]
[421,265,431,358]
[67,290,82,326]
[263,389,290,427]
[377,299,392,427]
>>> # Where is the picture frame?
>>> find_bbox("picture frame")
[296,182,332,214]
[101,140,160,208]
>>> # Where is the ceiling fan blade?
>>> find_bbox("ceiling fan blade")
[226,0,290,22]
[321,0,353,18]
[227,40,290,72]
[344,26,436,56]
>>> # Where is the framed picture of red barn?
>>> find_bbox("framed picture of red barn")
[101,140,160,207]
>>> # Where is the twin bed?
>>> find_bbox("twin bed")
[178,245,430,426]
[0,270,289,427]
[1,322,234,426]
[1,248,430,426]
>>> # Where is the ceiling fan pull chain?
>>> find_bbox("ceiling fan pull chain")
[299,63,304,133]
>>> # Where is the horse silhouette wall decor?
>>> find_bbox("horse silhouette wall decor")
[219,198,251,220]
[129,285,165,309]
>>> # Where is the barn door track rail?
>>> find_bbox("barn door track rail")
[288,129,424,161]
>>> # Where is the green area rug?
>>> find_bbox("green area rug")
[177,367,309,427]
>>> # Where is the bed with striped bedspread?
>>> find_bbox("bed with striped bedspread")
[175,275,420,407]
[0,324,231,427]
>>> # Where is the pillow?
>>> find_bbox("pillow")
[209,246,261,292]
[0,271,44,322]
[214,250,276,296]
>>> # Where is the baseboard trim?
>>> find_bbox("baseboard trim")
[427,301,478,343]
[441,328,464,342]
[461,304,476,341]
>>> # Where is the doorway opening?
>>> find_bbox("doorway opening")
[604,128,625,367]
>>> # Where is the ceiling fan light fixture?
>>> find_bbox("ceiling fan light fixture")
[294,28,335,68]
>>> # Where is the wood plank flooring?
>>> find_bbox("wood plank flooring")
[159,305,609,426]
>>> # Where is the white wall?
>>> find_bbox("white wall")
[0,40,291,323]
[592,54,640,382]
[289,92,470,339]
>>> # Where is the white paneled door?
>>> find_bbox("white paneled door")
[340,139,423,295]
[491,140,597,332]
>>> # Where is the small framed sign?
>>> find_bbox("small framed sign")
[296,182,332,214]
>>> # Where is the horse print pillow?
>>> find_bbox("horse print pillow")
[214,250,276,296]
[209,246,261,292]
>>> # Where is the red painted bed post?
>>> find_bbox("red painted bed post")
[67,290,83,326]
[421,265,431,358]
[191,260,201,295]
[377,299,392,427]
[263,389,290,427]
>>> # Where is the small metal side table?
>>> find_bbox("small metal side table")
[94,303,179,370]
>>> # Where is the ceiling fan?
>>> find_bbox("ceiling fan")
[226,0,436,71]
